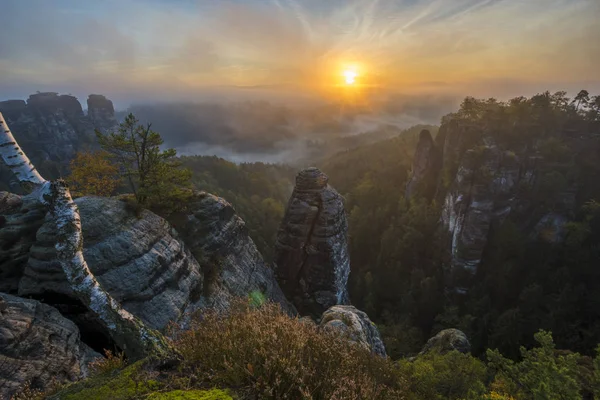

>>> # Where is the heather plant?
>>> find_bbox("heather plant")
[174,300,405,400]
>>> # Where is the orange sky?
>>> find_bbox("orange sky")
[1,0,598,103]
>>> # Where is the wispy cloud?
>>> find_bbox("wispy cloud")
[0,0,597,103]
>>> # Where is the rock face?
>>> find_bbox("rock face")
[274,167,350,317]
[404,116,582,291]
[441,145,520,286]
[0,192,47,294]
[168,191,294,314]
[405,129,442,200]
[19,196,204,334]
[0,293,98,398]
[87,94,117,130]
[419,328,471,355]
[0,92,117,191]
[319,305,386,357]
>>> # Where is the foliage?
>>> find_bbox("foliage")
[486,331,583,399]
[174,300,404,400]
[397,351,487,400]
[88,350,127,376]
[96,113,192,214]
[67,150,119,197]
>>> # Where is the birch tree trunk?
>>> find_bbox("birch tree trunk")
[0,112,171,361]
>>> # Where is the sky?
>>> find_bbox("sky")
[0,0,598,106]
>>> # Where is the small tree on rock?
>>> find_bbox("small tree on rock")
[96,113,191,213]
[68,150,119,197]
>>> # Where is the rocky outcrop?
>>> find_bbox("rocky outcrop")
[419,328,471,355]
[0,192,46,293]
[19,196,204,334]
[319,305,386,357]
[405,129,442,200]
[0,293,98,398]
[169,191,294,314]
[87,94,117,130]
[274,167,350,317]
[441,145,520,285]
[0,92,117,190]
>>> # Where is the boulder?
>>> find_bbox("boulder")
[419,328,471,355]
[0,293,98,398]
[19,196,204,333]
[274,167,350,317]
[319,305,386,357]
[168,191,295,314]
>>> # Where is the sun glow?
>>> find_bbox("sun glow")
[343,68,358,85]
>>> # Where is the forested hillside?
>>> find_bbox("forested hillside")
[184,91,600,360]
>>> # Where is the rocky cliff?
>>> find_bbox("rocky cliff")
[0,92,117,192]
[168,191,295,315]
[405,129,442,200]
[0,192,293,354]
[274,167,350,317]
[408,116,587,291]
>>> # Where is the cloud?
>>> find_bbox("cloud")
[0,0,597,104]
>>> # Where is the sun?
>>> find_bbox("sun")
[343,68,358,85]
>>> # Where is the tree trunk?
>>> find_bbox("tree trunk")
[0,112,171,361]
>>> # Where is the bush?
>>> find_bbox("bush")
[174,300,404,400]
[396,351,487,400]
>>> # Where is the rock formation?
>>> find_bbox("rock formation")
[168,191,295,315]
[419,328,471,355]
[274,167,350,317]
[405,129,442,200]
[18,196,204,343]
[0,293,98,399]
[87,94,117,130]
[319,305,386,357]
[0,92,117,191]
[0,192,46,293]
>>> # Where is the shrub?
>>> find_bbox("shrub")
[89,350,127,376]
[486,330,582,400]
[396,351,487,400]
[174,300,405,400]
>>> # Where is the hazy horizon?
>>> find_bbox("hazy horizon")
[1,0,598,108]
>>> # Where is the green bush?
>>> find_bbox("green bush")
[396,351,487,400]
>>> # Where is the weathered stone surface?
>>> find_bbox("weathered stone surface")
[274,167,350,317]
[169,191,295,315]
[87,94,117,130]
[319,305,386,357]
[419,328,471,355]
[441,146,519,278]
[0,293,98,398]
[0,192,46,293]
[533,213,569,243]
[406,129,442,200]
[19,196,204,332]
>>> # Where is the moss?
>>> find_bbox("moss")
[148,389,233,399]
[50,361,161,400]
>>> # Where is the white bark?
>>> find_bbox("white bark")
[0,112,170,360]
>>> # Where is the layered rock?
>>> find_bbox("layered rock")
[0,293,98,398]
[274,167,350,317]
[0,192,46,293]
[0,92,117,189]
[168,191,294,314]
[441,145,520,286]
[405,129,442,200]
[19,196,204,334]
[419,328,471,355]
[87,94,117,130]
[319,305,386,357]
